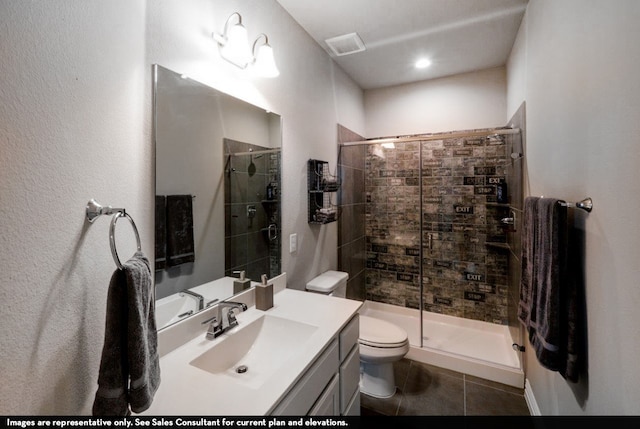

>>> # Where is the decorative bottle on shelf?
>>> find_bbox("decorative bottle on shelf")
[255,274,274,311]
[496,181,508,204]
[266,183,274,200]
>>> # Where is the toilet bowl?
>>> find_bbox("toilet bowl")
[305,271,410,399]
[358,315,409,398]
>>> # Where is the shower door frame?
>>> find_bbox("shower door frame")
[342,127,522,356]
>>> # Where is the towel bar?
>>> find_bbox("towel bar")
[540,196,593,213]
[86,198,126,222]
[559,197,593,212]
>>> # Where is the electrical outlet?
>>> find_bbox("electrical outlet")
[289,233,297,253]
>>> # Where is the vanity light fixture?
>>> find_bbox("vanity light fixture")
[250,34,280,78]
[213,13,280,78]
[213,12,253,68]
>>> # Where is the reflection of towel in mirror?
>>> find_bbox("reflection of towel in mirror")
[154,195,167,271]
[93,251,160,416]
[166,195,195,267]
[518,197,580,381]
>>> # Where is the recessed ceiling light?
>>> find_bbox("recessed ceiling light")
[415,58,432,69]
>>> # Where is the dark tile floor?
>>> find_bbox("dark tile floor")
[360,358,530,416]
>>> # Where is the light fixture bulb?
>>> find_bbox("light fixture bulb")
[415,58,432,69]
[221,22,252,67]
[252,43,280,77]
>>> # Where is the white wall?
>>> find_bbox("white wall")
[364,66,507,138]
[0,0,364,415]
[507,0,640,415]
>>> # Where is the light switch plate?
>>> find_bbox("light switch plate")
[289,233,297,253]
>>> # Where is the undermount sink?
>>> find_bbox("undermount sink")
[156,293,198,330]
[189,314,318,389]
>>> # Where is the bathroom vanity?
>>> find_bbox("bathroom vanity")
[144,285,362,416]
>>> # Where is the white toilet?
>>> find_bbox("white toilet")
[306,271,410,399]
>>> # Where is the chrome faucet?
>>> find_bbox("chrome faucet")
[201,300,248,340]
[218,301,248,330]
[180,289,204,311]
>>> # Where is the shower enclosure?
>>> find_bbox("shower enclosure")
[337,121,525,387]
[224,138,282,282]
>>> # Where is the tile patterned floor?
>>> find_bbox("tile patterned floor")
[360,358,530,416]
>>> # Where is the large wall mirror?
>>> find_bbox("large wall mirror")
[153,64,282,330]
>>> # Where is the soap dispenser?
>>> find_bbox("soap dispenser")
[233,271,252,294]
[255,274,274,311]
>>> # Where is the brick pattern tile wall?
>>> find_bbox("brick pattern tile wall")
[365,132,514,325]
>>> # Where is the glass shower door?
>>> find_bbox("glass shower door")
[365,141,422,344]
[419,132,521,361]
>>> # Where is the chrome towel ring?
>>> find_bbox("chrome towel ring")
[86,199,142,270]
[109,211,142,270]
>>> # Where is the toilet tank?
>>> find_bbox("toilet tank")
[306,270,349,298]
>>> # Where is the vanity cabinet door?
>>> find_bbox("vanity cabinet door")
[308,374,340,415]
[338,314,360,415]
[339,315,359,361]
[339,344,360,414]
[271,340,339,415]
[343,386,360,416]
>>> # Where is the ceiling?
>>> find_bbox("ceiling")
[275,0,528,90]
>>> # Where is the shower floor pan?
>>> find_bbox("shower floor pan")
[360,300,525,388]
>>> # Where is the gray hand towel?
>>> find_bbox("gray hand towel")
[518,196,538,328]
[155,195,167,271]
[166,194,195,267]
[93,251,160,415]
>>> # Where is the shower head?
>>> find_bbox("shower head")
[486,134,504,143]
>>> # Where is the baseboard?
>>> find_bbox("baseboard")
[524,378,541,416]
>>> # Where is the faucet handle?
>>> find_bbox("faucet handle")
[226,303,247,326]
[201,315,218,325]
[201,315,223,340]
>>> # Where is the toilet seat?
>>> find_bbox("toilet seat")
[359,315,408,348]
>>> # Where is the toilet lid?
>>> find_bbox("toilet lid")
[359,315,408,348]
[306,270,348,293]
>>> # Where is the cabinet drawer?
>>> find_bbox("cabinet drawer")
[339,314,359,362]
[339,344,360,413]
[271,339,339,415]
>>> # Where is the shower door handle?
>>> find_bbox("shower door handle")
[268,223,278,241]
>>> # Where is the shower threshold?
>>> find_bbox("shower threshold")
[360,300,525,388]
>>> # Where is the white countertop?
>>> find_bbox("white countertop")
[143,288,362,416]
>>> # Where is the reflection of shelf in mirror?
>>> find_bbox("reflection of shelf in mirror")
[485,242,511,250]
[261,200,279,203]
[320,183,340,192]
[485,203,510,208]
[309,219,337,225]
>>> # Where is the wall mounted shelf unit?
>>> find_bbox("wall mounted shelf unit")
[308,159,340,224]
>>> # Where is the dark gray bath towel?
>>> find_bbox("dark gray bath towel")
[155,195,167,271]
[166,194,195,267]
[93,251,160,415]
[519,197,579,381]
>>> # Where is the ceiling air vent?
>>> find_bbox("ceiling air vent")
[325,32,366,56]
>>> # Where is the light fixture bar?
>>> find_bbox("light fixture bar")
[213,13,279,78]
